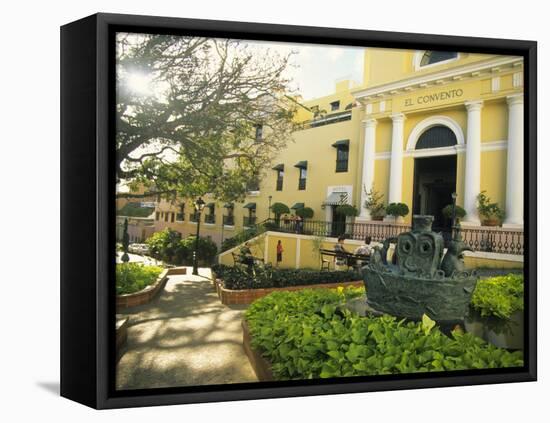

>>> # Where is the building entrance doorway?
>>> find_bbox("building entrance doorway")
[330,205,347,237]
[412,155,457,231]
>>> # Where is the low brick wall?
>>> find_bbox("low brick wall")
[215,279,364,305]
[242,320,274,382]
[116,269,169,309]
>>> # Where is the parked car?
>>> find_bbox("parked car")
[128,243,150,255]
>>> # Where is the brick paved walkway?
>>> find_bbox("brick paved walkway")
[116,267,257,390]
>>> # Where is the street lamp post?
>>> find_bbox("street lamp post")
[192,197,205,275]
[451,192,458,240]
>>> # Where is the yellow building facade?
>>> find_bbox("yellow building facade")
[153,48,524,246]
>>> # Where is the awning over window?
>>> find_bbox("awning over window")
[243,202,256,209]
[294,160,308,169]
[291,202,304,210]
[331,139,349,148]
[324,192,349,206]
[223,203,234,208]
[272,163,284,171]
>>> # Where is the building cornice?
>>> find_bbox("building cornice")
[353,56,523,101]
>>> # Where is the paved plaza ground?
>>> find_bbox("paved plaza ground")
[116,267,257,390]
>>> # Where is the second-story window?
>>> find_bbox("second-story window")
[205,203,215,224]
[330,100,340,111]
[332,140,349,172]
[255,124,263,142]
[176,204,185,221]
[295,161,307,190]
[246,174,260,192]
[276,170,284,191]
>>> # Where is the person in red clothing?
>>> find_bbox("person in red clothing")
[276,240,283,267]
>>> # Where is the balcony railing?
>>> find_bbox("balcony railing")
[243,216,257,227]
[276,178,283,191]
[265,219,524,255]
[205,214,215,224]
[296,111,352,130]
[223,215,235,226]
[298,178,306,190]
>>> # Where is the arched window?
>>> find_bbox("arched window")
[419,51,458,67]
[416,126,457,150]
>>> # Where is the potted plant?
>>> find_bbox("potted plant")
[385,202,409,223]
[442,204,466,224]
[271,202,290,225]
[364,186,385,221]
[477,191,505,226]
[335,204,359,217]
[296,206,314,222]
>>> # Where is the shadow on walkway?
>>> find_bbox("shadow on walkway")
[116,267,258,390]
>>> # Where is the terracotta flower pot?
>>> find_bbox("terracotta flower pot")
[482,218,500,227]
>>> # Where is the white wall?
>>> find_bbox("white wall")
[2,1,546,422]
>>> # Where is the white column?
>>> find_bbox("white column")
[463,100,483,226]
[503,94,524,227]
[388,113,406,204]
[359,118,377,220]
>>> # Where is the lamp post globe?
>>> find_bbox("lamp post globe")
[192,197,205,275]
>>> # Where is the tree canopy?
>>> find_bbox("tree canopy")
[116,33,299,202]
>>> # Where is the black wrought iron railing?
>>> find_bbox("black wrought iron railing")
[276,178,283,191]
[223,215,235,226]
[189,212,199,223]
[205,214,215,224]
[263,219,524,255]
[298,178,306,190]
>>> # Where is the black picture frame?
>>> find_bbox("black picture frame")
[61,12,537,409]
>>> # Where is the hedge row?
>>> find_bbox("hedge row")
[212,264,361,290]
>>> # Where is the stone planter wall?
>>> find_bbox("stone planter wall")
[464,309,524,350]
[214,278,363,305]
[116,315,129,361]
[116,266,187,309]
[242,320,274,382]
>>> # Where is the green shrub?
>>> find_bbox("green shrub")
[116,263,163,295]
[145,229,217,264]
[146,228,183,262]
[386,202,409,217]
[296,207,314,219]
[335,204,358,217]
[180,235,218,265]
[471,274,524,319]
[442,204,467,220]
[245,288,523,380]
[271,202,290,221]
[214,264,361,290]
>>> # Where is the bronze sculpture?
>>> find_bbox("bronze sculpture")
[363,215,478,322]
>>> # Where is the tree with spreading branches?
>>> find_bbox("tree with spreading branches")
[116,33,299,203]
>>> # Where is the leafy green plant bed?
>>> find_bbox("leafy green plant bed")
[212,264,361,290]
[245,288,523,380]
[471,273,524,319]
[116,263,164,295]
